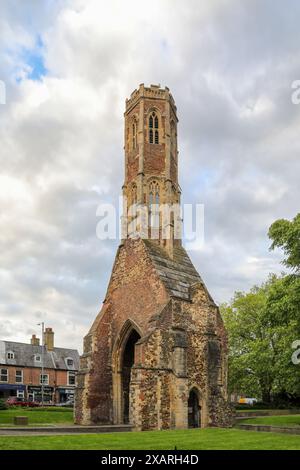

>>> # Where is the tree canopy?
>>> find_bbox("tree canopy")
[221,276,298,402]
[268,213,300,272]
[222,213,300,403]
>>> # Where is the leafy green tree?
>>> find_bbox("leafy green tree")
[222,213,300,402]
[269,213,300,272]
[268,214,300,331]
[222,276,297,403]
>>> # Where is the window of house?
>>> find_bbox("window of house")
[0,369,8,382]
[40,374,49,385]
[68,371,76,386]
[149,111,159,144]
[15,370,23,383]
[66,358,74,367]
[7,351,14,360]
[17,390,24,399]
[35,355,41,362]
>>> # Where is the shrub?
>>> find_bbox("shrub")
[0,399,8,410]
[29,406,73,412]
[235,400,300,410]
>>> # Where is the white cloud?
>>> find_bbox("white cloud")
[0,0,299,351]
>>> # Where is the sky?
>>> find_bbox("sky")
[0,0,300,352]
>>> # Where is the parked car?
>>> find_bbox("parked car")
[6,396,40,407]
[56,399,74,407]
[238,397,258,405]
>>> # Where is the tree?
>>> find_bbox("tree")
[268,214,300,331]
[269,213,300,272]
[221,276,298,403]
[222,213,300,402]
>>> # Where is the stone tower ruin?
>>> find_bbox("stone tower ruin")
[75,84,232,430]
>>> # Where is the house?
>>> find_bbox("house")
[0,328,79,403]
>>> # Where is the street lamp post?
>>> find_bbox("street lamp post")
[37,322,45,407]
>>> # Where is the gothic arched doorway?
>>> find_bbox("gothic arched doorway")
[121,329,141,424]
[188,389,201,428]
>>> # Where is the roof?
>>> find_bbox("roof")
[0,341,80,371]
[143,240,209,301]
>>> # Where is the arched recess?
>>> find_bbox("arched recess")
[170,120,177,157]
[148,179,160,239]
[132,118,138,150]
[130,183,137,206]
[112,319,142,424]
[188,387,202,428]
[127,114,138,152]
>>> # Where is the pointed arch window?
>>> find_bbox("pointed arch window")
[126,126,130,152]
[149,181,160,238]
[149,111,159,144]
[131,184,137,205]
[149,181,160,205]
[171,121,176,156]
[132,120,137,150]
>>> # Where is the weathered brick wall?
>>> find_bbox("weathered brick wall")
[144,143,166,175]
[128,285,232,430]
[75,238,170,425]
[75,239,232,428]
[75,85,232,430]
[75,238,232,429]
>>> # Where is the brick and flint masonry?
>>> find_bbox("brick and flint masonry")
[75,84,233,430]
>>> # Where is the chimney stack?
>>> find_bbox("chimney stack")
[30,334,40,346]
[44,327,54,351]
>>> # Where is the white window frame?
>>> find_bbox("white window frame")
[7,351,14,360]
[40,374,49,385]
[35,355,41,362]
[66,357,74,367]
[15,370,23,384]
[67,371,76,386]
[0,368,8,383]
[17,390,24,399]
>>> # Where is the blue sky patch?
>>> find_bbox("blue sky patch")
[17,35,47,82]
[25,51,47,81]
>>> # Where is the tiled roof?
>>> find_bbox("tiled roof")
[0,341,80,370]
[143,240,211,301]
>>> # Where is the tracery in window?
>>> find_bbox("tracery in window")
[149,111,159,144]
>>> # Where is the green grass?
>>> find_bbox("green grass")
[0,408,73,425]
[240,415,300,427]
[0,428,300,450]
[236,409,273,413]
[236,409,300,414]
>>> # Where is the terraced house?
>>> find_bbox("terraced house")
[0,328,79,404]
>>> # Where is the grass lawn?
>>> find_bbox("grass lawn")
[240,415,300,427]
[0,428,300,450]
[0,408,73,426]
[236,409,276,413]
